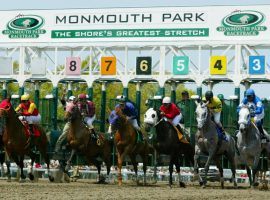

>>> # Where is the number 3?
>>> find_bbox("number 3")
[252,59,261,71]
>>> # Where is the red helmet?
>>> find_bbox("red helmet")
[78,93,87,99]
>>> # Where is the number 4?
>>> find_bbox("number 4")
[214,60,222,70]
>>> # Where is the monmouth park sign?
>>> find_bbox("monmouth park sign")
[0,5,269,43]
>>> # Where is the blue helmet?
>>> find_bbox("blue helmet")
[245,88,255,97]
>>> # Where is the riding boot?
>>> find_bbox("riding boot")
[176,124,184,134]
[28,124,35,152]
[257,125,268,142]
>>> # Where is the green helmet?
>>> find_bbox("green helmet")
[217,94,224,100]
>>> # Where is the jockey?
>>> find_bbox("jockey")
[159,96,183,133]
[117,95,140,131]
[15,94,41,149]
[237,88,268,141]
[77,93,97,138]
[54,95,77,155]
[203,91,225,136]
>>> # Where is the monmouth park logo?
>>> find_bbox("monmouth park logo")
[217,10,266,36]
[2,14,46,38]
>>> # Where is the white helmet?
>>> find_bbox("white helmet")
[68,96,76,101]
[162,97,171,104]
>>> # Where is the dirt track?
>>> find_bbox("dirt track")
[0,179,269,200]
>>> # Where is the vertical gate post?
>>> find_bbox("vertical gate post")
[100,82,106,132]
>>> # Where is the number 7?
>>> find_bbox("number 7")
[105,60,112,71]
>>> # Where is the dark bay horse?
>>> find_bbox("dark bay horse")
[0,99,54,182]
[144,107,195,188]
[64,104,112,183]
[109,107,153,186]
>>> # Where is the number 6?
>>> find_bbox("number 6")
[140,60,148,71]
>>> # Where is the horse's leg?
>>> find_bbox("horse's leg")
[175,155,185,188]
[92,159,102,183]
[103,146,112,184]
[168,154,177,188]
[28,151,36,181]
[19,155,26,182]
[117,150,123,186]
[252,155,261,187]
[65,149,76,172]
[214,156,224,189]
[141,151,148,186]
[203,147,216,188]
[226,153,237,188]
[246,166,252,187]
[39,145,54,182]
[4,151,11,182]
[130,153,138,185]
[193,146,203,185]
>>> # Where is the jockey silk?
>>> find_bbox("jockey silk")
[160,103,180,119]
[78,101,95,117]
[202,96,222,113]
[15,101,39,116]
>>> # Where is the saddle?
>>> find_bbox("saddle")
[168,122,189,144]
[21,121,40,137]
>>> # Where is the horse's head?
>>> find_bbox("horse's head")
[65,102,81,122]
[143,108,159,132]
[195,100,209,129]
[238,106,251,133]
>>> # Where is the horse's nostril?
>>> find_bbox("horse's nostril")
[151,114,155,118]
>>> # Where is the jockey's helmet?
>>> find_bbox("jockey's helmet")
[21,94,30,101]
[68,96,76,102]
[78,93,87,100]
[181,90,189,96]
[217,94,224,100]
[205,91,213,101]
[162,96,171,104]
[245,88,255,97]
[118,95,127,104]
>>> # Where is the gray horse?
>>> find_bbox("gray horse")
[236,105,270,187]
[194,100,237,188]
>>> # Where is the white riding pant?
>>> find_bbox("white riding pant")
[212,112,222,127]
[254,111,264,123]
[127,117,140,131]
[172,114,182,126]
[83,115,96,129]
[19,114,41,124]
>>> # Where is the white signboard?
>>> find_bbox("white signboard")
[31,57,47,75]
[0,57,12,75]
[0,5,269,43]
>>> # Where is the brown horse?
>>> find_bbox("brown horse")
[64,104,112,183]
[110,107,153,186]
[0,99,54,182]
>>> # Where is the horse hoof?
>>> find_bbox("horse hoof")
[19,179,26,183]
[199,181,204,187]
[253,182,259,187]
[28,173,34,181]
[180,182,186,188]
[49,175,54,182]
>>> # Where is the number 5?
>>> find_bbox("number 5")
[176,60,185,71]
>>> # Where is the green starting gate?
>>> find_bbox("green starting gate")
[221,98,239,135]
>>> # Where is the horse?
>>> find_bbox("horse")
[143,107,195,188]
[236,105,270,187]
[64,103,112,183]
[109,107,153,186]
[0,99,54,182]
[194,100,237,188]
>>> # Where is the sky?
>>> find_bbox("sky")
[2,0,270,99]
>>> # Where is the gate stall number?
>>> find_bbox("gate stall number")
[65,57,81,75]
